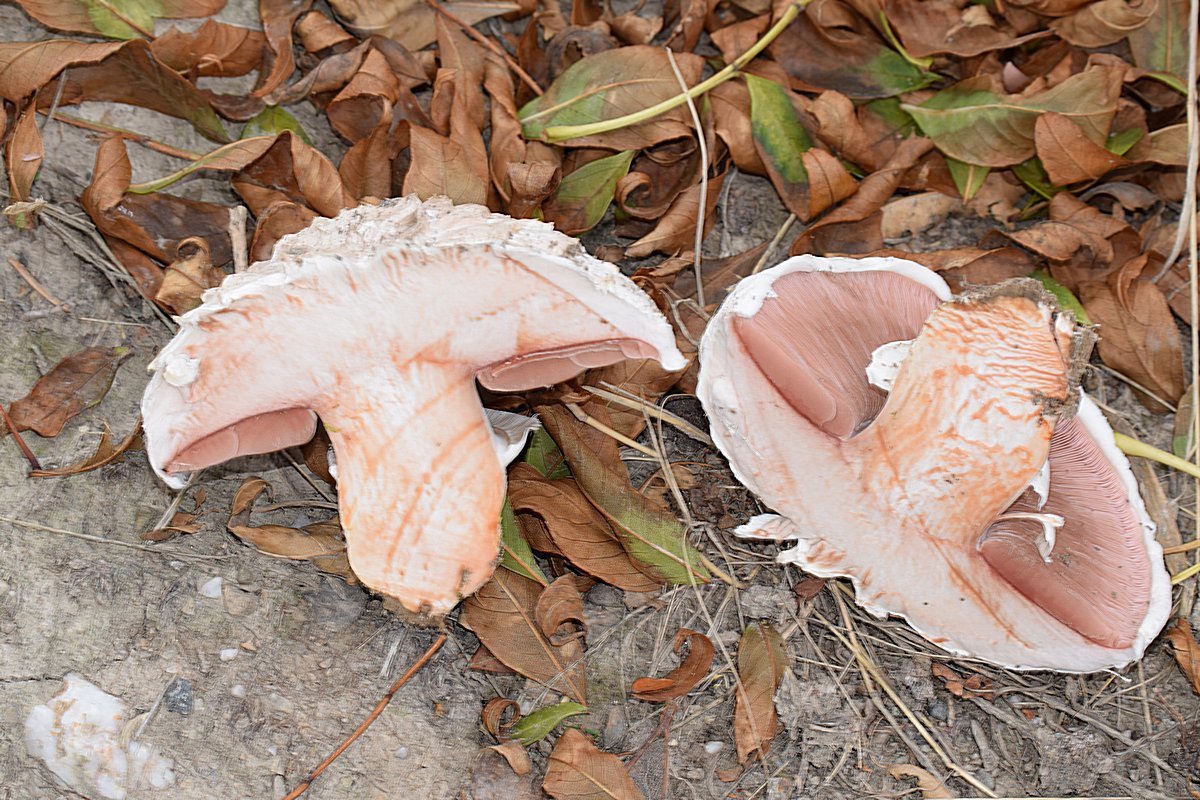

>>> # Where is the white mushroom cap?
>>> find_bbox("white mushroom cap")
[142,196,684,613]
[698,255,1170,672]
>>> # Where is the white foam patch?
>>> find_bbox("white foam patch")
[866,339,913,392]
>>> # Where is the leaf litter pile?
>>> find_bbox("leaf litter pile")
[2,0,1200,797]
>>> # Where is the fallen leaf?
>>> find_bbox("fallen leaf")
[248,201,318,262]
[1035,111,1129,185]
[508,463,662,591]
[470,644,518,675]
[13,0,226,39]
[543,728,644,800]
[484,54,527,203]
[879,191,961,240]
[510,701,588,745]
[536,575,589,646]
[243,105,313,143]
[887,764,955,798]
[30,420,143,477]
[155,238,227,314]
[402,68,490,206]
[630,628,714,702]
[500,497,552,585]
[5,105,43,210]
[903,63,1124,167]
[710,80,766,174]
[519,46,704,149]
[254,0,314,98]
[945,158,990,203]
[931,662,994,701]
[625,170,726,258]
[1052,0,1158,47]
[1165,618,1200,695]
[543,150,635,235]
[329,0,519,52]
[7,346,130,438]
[468,744,542,800]
[769,0,935,99]
[536,403,710,585]
[460,569,587,703]
[151,20,265,77]
[885,0,1046,57]
[140,510,202,541]
[1127,123,1190,166]
[1080,255,1184,411]
[1127,0,1188,91]
[733,621,784,763]
[482,697,521,740]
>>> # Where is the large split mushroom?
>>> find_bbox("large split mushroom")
[697,256,1170,671]
[142,197,684,614]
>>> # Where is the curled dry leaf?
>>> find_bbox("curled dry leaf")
[887,764,955,799]
[481,697,521,740]
[1166,618,1200,696]
[536,403,710,585]
[30,421,143,478]
[460,569,588,703]
[630,628,714,702]
[507,463,662,592]
[733,622,785,764]
[543,728,644,800]
[5,107,43,208]
[625,171,726,258]
[535,574,589,645]
[254,0,313,98]
[6,347,129,438]
[155,239,227,315]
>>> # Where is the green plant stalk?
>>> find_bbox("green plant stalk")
[541,0,811,143]
[1115,432,1200,479]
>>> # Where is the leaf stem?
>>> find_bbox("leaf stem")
[540,0,810,143]
[1114,432,1200,479]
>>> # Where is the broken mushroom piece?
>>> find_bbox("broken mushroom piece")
[142,196,685,614]
[697,255,1170,672]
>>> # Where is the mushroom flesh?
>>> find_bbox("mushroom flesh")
[697,255,1170,671]
[142,196,685,614]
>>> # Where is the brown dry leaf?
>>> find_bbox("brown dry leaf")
[7,346,130,438]
[248,201,318,262]
[535,574,588,645]
[543,728,644,800]
[508,463,662,592]
[887,765,955,799]
[151,20,265,77]
[874,247,1034,291]
[437,15,488,131]
[254,0,314,98]
[630,628,714,702]
[484,54,527,203]
[297,10,357,52]
[930,662,994,700]
[664,0,712,52]
[1035,111,1129,185]
[339,119,406,201]
[336,0,519,52]
[481,697,521,740]
[5,104,42,211]
[326,47,401,142]
[30,420,143,478]
[710,81,766,174]
[610,13,662,44]
[301,425,336,485]
[733,621,785,764]
[791,136,934,255]
[808,90,898,171]
[403,70,490,206]
[625,171,726,258]
[1165,619,1200,696]
[1052,0,1158,46]
[884,0,1045,57]
[12,0,226,39]
[460,569,587,703]
[1080,254,1184,411]
[1005,192,1138,289]
[231,476,270,519]
[155,239,227,314]
[878,192,961,240]
[468,745,542,800]
[140,511,202,542]
[231,133,355,217]
[229,520,356,582]
[470,644,518,674]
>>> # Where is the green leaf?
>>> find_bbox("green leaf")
[1033,269,1091,325]
[524,428,571,479]
[903,66,1123,167]
[128,136,280,193]
[1012,158,1058,199]
[865,98,918,136]
[543,150,634,234]
[745,73,812,186]
[509,702,588,746]
[1106,127,1144,156]
[87,0,160,39]
[537,404,710,586]
[499,499,549,586]
[1128,0,1188,91]
[945,157,990,202]
[242,105,312,144]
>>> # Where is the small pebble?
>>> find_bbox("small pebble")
[704,741,724,755]
[928,699,948,722]
[219,648,239,662]
[164,677,193,715]
[394,746,409,759]
[230,684,246,698]
[199,577,223,598]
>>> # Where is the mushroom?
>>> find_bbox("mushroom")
[697,255,1170,671]
[142,196,685,614]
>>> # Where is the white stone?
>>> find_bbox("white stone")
[198,577,223,598]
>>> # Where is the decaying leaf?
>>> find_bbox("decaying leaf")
[630,628,714,702]
[30,420,143,478]
[5,106,43,210]
[543,728,644,800]
[12,0,227,40]
[467,743,542,800]
[460,569,588,703]
[537,404,709,585]
[733,621,785,763]
[6,347,130,438]
[1165,619,1200,696]
[888,764,955,799]
[931,662,994,701]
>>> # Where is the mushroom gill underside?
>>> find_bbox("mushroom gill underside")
[701,258,1169,671]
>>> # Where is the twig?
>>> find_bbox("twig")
[564,402,658,457]
[0,403,41,470]
[750,214,796,276]
[1115,432,1200,480]
[6,257,65,308]
[229,206,249,272]
[534,0,810,142]
[283,632,447,800]
[37,110,202,161]
[665,47,708,310]
[582,384,713,446]
[0,515,223,561]
[422,0,543,96]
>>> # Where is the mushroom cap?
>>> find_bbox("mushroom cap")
[142,196,685,613]
[697,255,1170,671]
